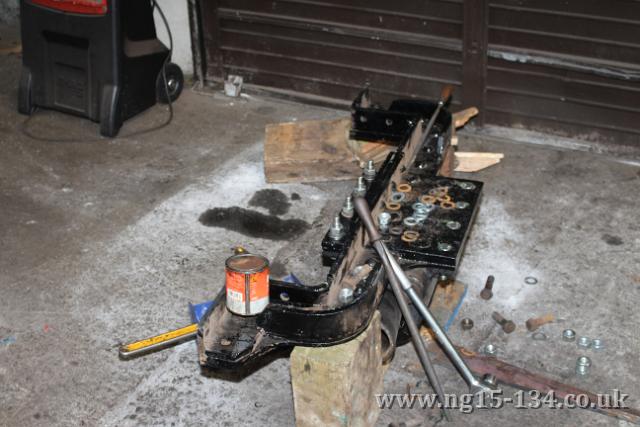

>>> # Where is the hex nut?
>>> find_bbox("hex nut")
[562,329,576,342]
[577,336,591,349]
[576,356,592,377]
[592,338,605,350]
[483,344,497,356]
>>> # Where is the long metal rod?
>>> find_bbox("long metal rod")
[354,197,490,395]
[384,248,486,392]
[375,240,451,421]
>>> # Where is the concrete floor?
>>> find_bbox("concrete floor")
[1,32,639,426]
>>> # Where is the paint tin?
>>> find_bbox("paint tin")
[225,254,270,316]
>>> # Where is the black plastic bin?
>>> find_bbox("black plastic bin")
[18,0,183,137]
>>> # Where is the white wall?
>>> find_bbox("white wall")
[154,0,193,76]
[0,0,19,24]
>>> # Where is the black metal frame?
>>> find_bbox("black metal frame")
[197,90,483,370]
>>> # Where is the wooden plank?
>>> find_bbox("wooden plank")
[265,107,478,184]
[264,117,361,183]
[454,151,504,173]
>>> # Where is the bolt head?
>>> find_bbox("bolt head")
[503,321,516,334]
[483,344,497,356]
[461,318,474,330]
[480,289,493,300]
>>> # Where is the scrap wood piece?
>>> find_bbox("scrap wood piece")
[451,107,479,146]
[264,117,362,183]
[452,107,479,129]
[462,350,640,424]
[454,151,504,173]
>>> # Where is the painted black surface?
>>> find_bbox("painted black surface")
[197,90,481,371]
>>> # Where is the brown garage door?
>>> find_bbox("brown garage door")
[191,0,640,147]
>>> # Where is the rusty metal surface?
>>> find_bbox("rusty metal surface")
[462,350,640,425]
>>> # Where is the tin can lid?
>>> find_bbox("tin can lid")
[225,254,269,273]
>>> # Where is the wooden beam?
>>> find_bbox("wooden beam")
[290,312,383,427]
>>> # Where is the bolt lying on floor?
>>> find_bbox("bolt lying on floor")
[480,275,494,300]
[525,314,554,332]
[491,311,516,334]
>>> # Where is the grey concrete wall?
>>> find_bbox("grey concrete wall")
[0,0,19,24]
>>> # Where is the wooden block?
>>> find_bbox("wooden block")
[346,139,394,166]
[264,117,362,183]
[454,152,504,173]
[290,312,383,427]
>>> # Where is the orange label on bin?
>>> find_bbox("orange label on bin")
[225,268,269,315]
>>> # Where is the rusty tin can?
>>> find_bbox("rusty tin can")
[225,253,270,316]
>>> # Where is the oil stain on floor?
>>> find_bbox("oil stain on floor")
[198,207,310,240]
[248,189,293,216]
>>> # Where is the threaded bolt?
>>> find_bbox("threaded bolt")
[363,160,376,181]
[328,216,344,240]
[378,212,391,233]
[341,196,354,218]
[480,275,494,300]
[491,311,516,334]
[353,176,367,197]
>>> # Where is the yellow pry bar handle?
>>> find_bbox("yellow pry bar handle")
[118,323,198,359]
